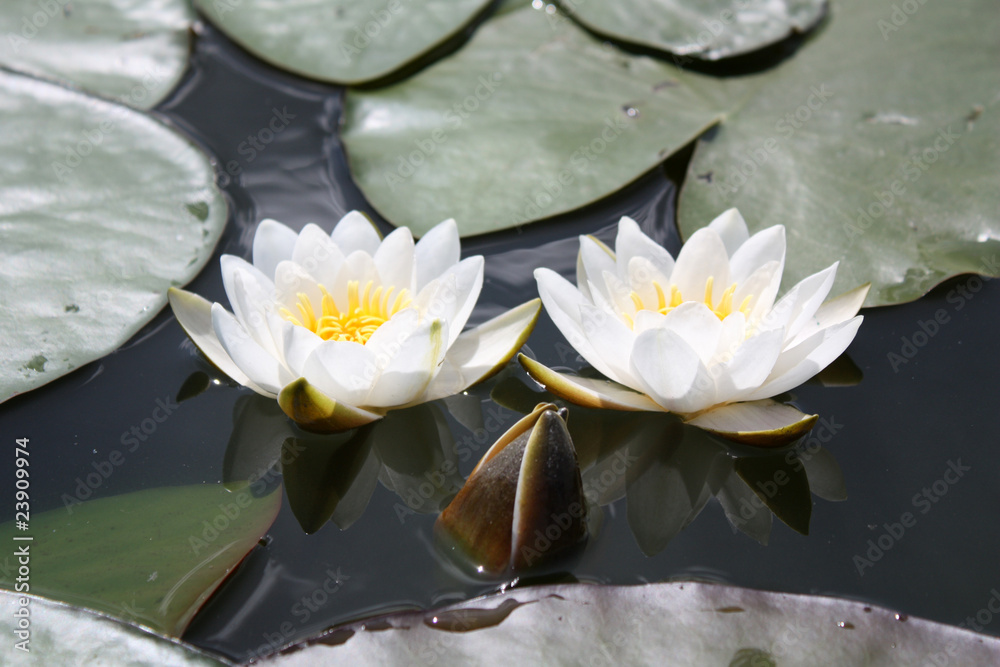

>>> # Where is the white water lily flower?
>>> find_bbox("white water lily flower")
[522,209,868,446]
[170,211,540,432]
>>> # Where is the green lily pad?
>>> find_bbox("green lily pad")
[678,0,1000,306]
[0,70,227,404]
[0,591,227,666]
[0,484,281,637]
[562,0,826,61]
[194,0,494,85]
[341,2,760,237]
[0,0,195,108]
[260,582,1000,665]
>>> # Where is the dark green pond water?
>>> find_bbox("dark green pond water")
[2,20,999,663]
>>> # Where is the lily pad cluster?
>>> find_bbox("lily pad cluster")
[336,0,999,304]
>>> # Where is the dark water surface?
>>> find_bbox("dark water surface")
[2,21,999,663]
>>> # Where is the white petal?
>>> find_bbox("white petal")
[627,256,671,312]
[632,309,667,335]
[615,216,675,280]
[519,355,662,412]
[414,218,460,291]
[211,303,286,395]
[330,210,382,256]
[706,208,750,256]
[414,256,483,348]
[328,250,381,313]
[729,225,785,284]
[745,316,863,400]
[629,328,715,413]
[660,302,723,366]
[223,265,280,359]
[711,311,748,366]
[759,263,838,340]
[168,288,274,397]
[785,263,840,341]
[274,260,323,316]
[292,223,344,287]
[421,299,541,402]
[789,283,870,347]
[278,317,323,377]
[685,400,818,447]
[365,318,446,407]
[363,307,420,357]
[252,219,298,278]
[602,270,635,322]
[671,228,731,304]
[733,260,782,327]
[535,268,621,384]
[220,254,276,298]
[374,226,416,292]
[580,303,637,388]
[713,328,785,402]
[300,339,377,407]
[577,235,616,302]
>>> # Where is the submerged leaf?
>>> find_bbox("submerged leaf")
[678,0,1000,306]
[0,484,281,637]
[342,2,760,236]
[0,70,226,403]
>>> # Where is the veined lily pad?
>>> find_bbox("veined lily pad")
[0,484,280,637]
[0,0,195,108]
[678,0,1000,306]
[0,70,226,404]
[194,0,494,85]
[0,591,227,666]
[260,582,1000,664]
[562,0,826,61]
[341,2,760,237]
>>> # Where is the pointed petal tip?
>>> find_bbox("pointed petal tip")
[685,401,819,448]
[518,355,659,412]
[278,378,383,433]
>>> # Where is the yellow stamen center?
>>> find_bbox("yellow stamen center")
[626,276,752,326]
[280,280,411,344]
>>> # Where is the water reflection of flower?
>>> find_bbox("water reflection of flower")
[492,377,846,554]
[170,211,539,433]
[222,393,471,534]
[524,210,868,446]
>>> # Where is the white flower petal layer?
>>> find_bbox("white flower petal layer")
[168,288,273,397]
[170,211,539,432]
[252,219,298,278]
[534,211,866,444]
[414,218,460,291]
[212,303,288,396]
[422,300,542,403]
